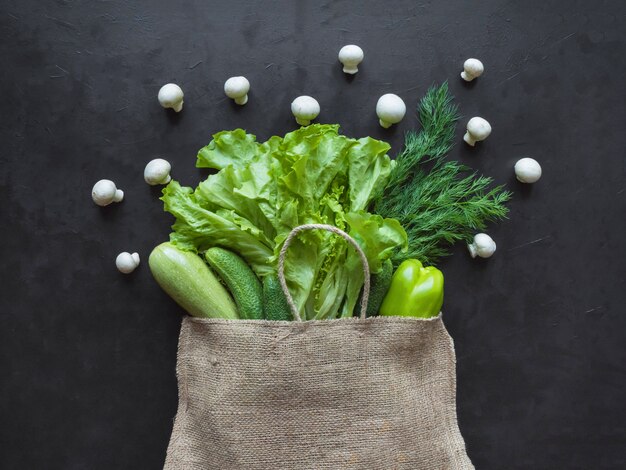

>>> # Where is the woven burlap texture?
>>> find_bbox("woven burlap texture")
[164,315,473,470]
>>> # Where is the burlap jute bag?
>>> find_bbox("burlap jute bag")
[164,225,473,470]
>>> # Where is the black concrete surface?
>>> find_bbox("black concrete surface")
[1,1,625,468]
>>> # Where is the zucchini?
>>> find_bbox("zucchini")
[204,247,264,320]
[148,242,238,319]
[358,258,394,317]
[262,274,293,321]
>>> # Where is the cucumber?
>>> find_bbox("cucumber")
[148,242,238,319]
[358,258,394,317]
[204,247,264,320]
[262,275,293,321]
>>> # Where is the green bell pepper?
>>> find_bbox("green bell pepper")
[379,259,444,318]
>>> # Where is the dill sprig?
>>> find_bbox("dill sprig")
[373,82,512,266]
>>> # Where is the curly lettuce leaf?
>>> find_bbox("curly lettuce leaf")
[347,137,393,211]
[196,129,259,170]
[161,181,274,276]
[345,211,408,272]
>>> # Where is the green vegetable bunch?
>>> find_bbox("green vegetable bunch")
[161,125,407,320]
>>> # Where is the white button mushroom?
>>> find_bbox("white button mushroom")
[468,233,497,259]
[461,58,484,82]
[116,252,140,274]
[376,94,406,128]
[224,76,250,105]
[92,179,124,207]
[291,96,320,126]
[464,117,492,146]
[514,158,542,183]
[158,83,184,112]
[144,158,172,185]
[338,45,364,74]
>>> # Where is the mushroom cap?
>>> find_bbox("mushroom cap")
[92,179,117,205]
[338,45,364,65]
[473,233,496,257]
[158,83,184,107]
[116,252,140,273]
[376,94,406,124]
[514,157,542,183]
[144,158,172,185]
[466,117,492,139]
[291,96,320,120]
[224,76,250,99]
[463,58,484,76]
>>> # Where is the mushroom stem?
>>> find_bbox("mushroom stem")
[172,100,183,112]
[234,95,248,105]
[467,243,478,258]
[113,189,124,202]
[463,131,476,146]
[296,117,311,126]
[379,119,392,129]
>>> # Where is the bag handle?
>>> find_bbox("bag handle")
[277,224,371,322]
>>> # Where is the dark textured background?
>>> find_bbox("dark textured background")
[1,0,625,468]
